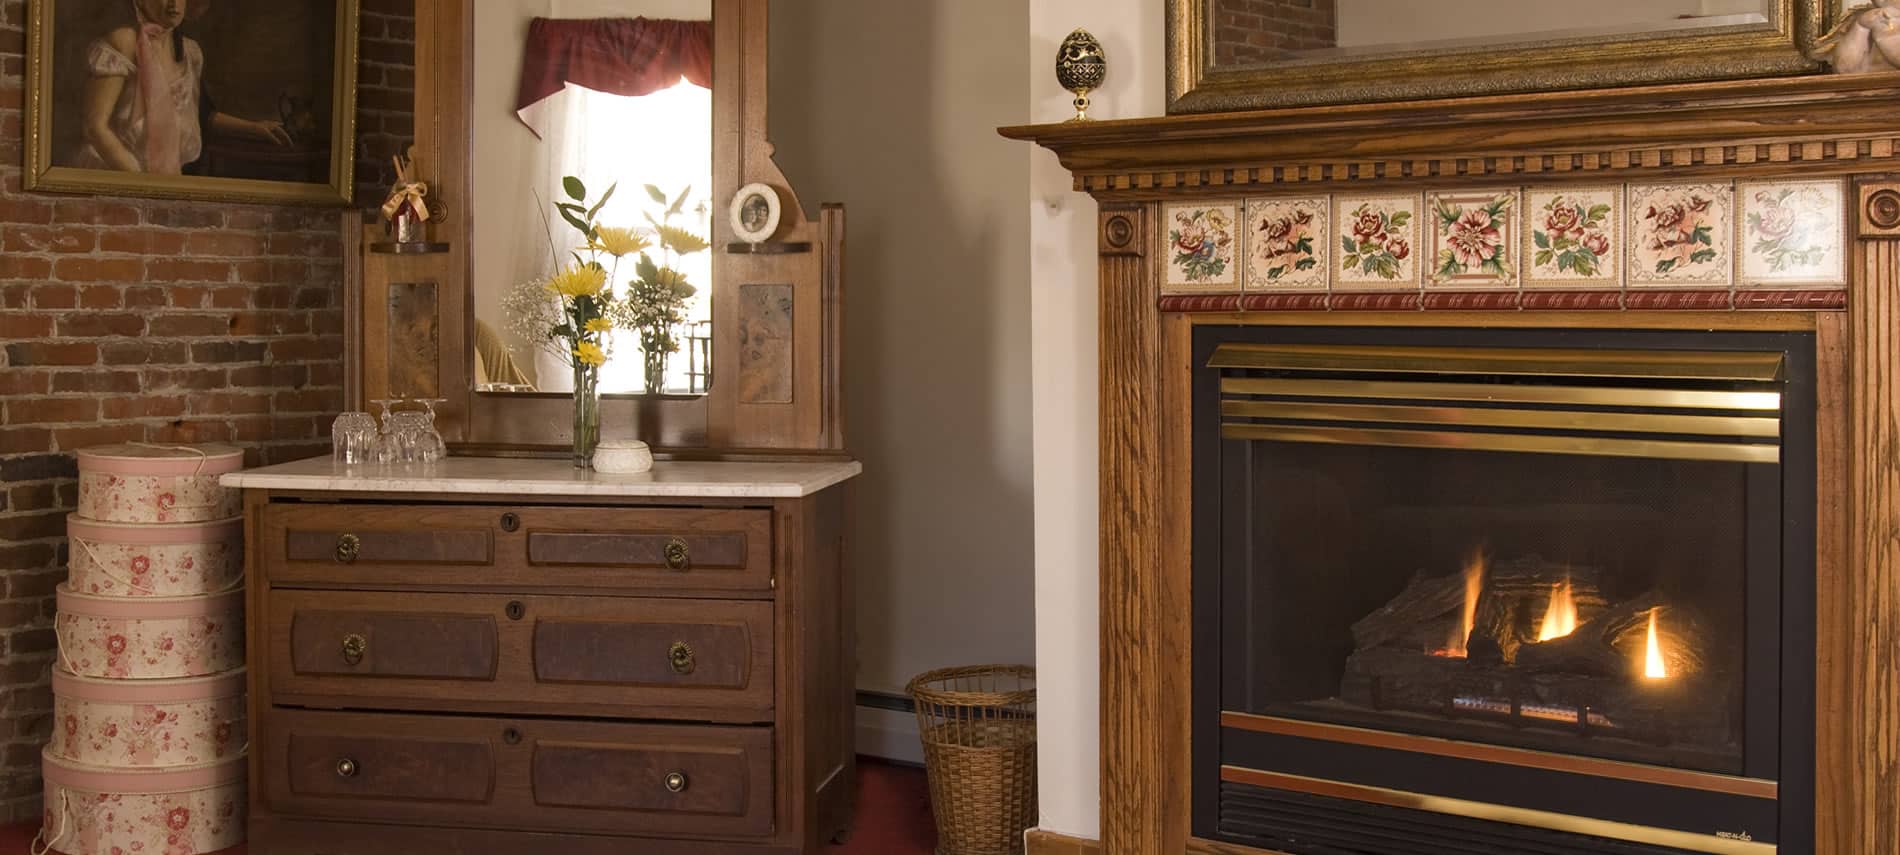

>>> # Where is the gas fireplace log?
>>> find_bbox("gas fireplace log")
[1516,591,1711,678]
[1350,570,1470,652]
[1465,558,1606,666]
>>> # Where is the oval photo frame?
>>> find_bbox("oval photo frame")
[730,182,782,244]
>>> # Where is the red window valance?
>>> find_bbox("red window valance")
[514,17,713,137]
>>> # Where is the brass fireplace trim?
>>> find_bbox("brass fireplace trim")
[1220,400,1780,439]
[1218,424,1781,464]
[1221,712,1778,800]
[1221,766,1778,855]
[1220,377,1783,413]
[1206,344,1786,382]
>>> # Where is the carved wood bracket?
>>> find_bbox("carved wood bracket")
[1857,179,1900,240]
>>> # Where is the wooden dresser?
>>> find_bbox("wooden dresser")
[222,456,861,854]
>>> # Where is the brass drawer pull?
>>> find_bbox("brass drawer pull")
[669,641,695,675]
[336,758,359,779]
[664,538,690,571]
[664,771,688,793]
[335,533,361,564]
[341,633,367,666]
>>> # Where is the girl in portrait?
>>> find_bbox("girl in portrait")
[75,0,292,175]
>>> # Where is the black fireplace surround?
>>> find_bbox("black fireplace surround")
[1192,326,1816,855]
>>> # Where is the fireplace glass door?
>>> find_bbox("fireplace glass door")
[1194,328,1814,855]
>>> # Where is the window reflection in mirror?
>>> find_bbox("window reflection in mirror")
[471,0,713,396]
[1208,0,1775,67]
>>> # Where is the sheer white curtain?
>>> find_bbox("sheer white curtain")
[525,79,713,394]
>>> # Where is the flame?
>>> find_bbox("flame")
[1443,550,1486,658]
[1644,608,1668,680]
[1536,580,1579,642]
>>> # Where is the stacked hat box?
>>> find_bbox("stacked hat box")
[38,444,248,855]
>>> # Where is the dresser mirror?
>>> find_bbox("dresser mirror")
[471,0,716,397]
[351,0,846,457]
[1168,0,1834,112]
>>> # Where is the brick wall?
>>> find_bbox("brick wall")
[0,0,412,821]
[1214,0,1338,66]
[357,0,418,207]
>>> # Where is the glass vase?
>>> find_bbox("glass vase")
[643,349,669,396]
[571,362,601,468]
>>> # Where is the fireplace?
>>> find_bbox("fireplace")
[1192,327,1815,855]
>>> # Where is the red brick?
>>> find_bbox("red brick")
[184,231,266,257]
[142,368,228,392]
[3,341,95,366]
[268,337,334,362]
[274,389,341,414]
[51,423,144,452]
[51,202,139,226]
[4,397,97,425]
[0,428,50,455]
[54,313,144,337]
[0,371,48,396]
[0,545,56,575]
[5,483,56,512]
[143,207,222,229]
[8,628,58,655]
[144,259,232,282]
[1,225,95,254]
[146,314,230,337]
[231,364,306,389]
[0,314,51,338]
[29,285,75,309]
[102,396,187,420]
[123,286,166,308]
[192,392,272,416]
[0,255,50,279]
[54,257,145,283]
[146,420,233,444]
[100,341,190,366]
[49,370,141,394]
[76,285,122,309]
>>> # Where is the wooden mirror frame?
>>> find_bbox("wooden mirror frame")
[1167,0,1836,114]
[346,0,847,460]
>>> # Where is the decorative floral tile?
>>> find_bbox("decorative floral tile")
[1524,187,1621,289]
[1164,203,1241,293]
[1426,190,1519,288]
[1243,197,1329,290]
[1627,183,1734,287]
[1334,194,1421,289]
[1737,179,1846,287]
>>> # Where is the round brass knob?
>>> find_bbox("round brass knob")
[664,771,688,793]
[336,758,358,778]
[335,533,362,564]
[669,641,696,675]
[341,633,367,666]
[664,538,690,571]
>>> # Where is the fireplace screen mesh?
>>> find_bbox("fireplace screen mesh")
[1224,440,1757,774]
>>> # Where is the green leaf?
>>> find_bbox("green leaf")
[1342,254,1361,270]
[1533,231,1550,250]
[1587,204,1612,222]
[1267,265,1286,280]
[645,184,669,205]
[668,185,691,216]
[657,225,710,256]
[635,253,662,286]
[1343,236,1359,254]
[1693,226,1713,246]
[1690,248,1718,264]
[557,205,592,236]
[586,183,618,221]
[1389,211,1412,228]
[1294,258,1317,271]
[1295,237,1313,254]
[1535,249,1555,267]
[1658,258,1680,273]
[563,176,587,202]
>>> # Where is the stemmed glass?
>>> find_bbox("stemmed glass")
[388,411,432,465]
[415,399,449,464]
[370,399,401,465]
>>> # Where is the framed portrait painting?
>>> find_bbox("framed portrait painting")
[24,0,359,205]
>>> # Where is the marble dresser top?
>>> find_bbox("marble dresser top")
[221,455,863,498]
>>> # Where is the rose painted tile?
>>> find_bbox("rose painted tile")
[1524,187,1621,289]
[1627,183,1734,287]
[1737,179,1846,287]
[1425,190,1519,288]
[1164,203,1241,294]
[1334,194,1421,289]
[1243,197,1329,290]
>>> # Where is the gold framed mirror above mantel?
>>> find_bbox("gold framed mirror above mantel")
[346,0,846,460]
[1168,0,1839,113]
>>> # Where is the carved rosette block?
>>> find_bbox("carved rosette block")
[1101,207,1145,257]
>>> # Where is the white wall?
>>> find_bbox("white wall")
[1027,0,1164,840]
[768,0,1038,712]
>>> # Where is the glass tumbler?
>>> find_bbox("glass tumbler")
[331,412,378,465]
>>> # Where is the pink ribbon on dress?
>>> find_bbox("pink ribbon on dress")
[133,2,181,175]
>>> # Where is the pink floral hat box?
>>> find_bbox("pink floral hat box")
[51,668,247,769]
[38,750,245,855]
[67,515,244,599]
[76,443,244,524]
[56,586,244,680]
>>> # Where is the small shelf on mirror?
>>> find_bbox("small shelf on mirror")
[725,241,812,255]
[370,241,452,255]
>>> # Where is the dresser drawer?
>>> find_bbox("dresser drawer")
[267,709,774,838]
[268,590,774,720]
[261,504,774,595]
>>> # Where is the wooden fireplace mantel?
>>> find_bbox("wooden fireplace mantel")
[1006,72,1900,855]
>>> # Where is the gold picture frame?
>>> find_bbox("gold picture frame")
[24,0,359,206]
[1167,0,1836,114]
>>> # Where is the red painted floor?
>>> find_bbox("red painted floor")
[0,758,938,854]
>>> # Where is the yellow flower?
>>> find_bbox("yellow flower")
[591,226,649,258]
[546,264,608,299]
[584,318,613,334]
[573,341,607,366]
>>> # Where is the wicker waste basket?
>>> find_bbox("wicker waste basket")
[908,665,1037,855]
